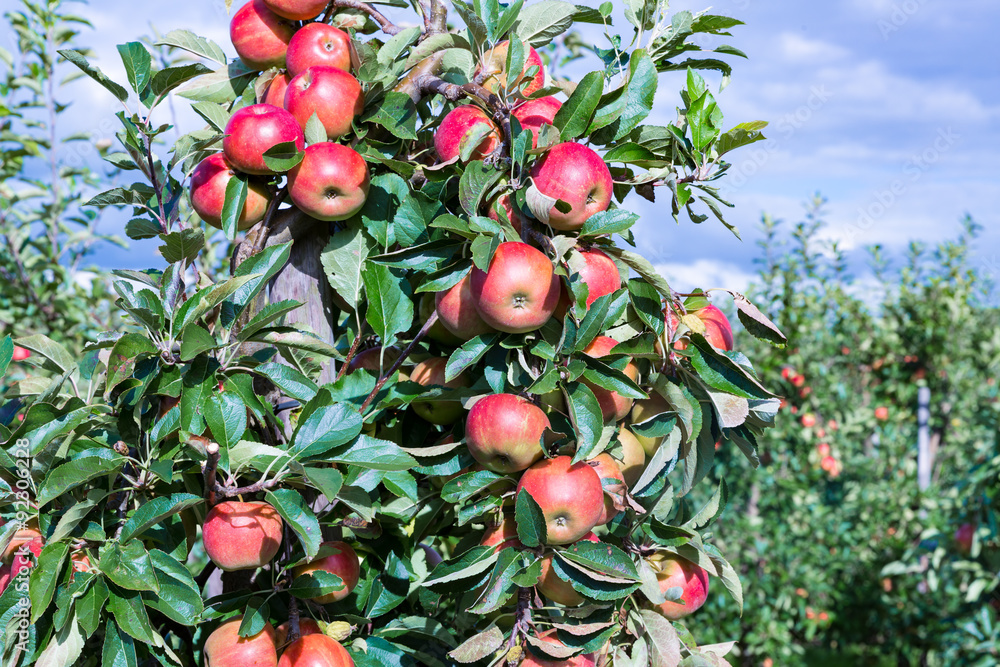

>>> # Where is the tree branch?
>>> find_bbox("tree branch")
[327,0,403,34]
[359,312,438,412]
[202,442,220,507]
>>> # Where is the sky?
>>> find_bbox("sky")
[3,0,998,294]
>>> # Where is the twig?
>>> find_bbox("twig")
[327,0,402,34]
[359,312,439,412]
[287,596,302,644]
[249,186,289,256]
[203,442,220,507]
[214,477,281,499]
[337,328,367,381]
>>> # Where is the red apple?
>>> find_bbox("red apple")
[202,501,284,571]
[11,346,30,362]
[5,537,42,583]
[203,617,278,667]
[521,631,596,667]
[875,406,889,421]
[435,274,496,341]
[512,96,562,148]
[529,142,613,231]
[274,619,323,648]
[262,72,290,107]
[481,515,521,552]
[223,104,305,176]
[286,23,352,77]
[476,41,545,96]
[291,541,361,604]
[418,292,464,346]
[629,393,670,457]
[2,525,42,561]
[647,553,709,620]
[581,335,639,422]
[516,455,604,545]
[537,532,600,606]
[556,247,621,317]
[284,66,364,140]
[231,0,294,72]
[470,242,561,334]
[409,357,469,425]
[0,563,10,594]
[465,393,548,474]
[287,142,369,221]
[666,304,734,351]
[190,153,272,230]
[347,346,401,375]
[791,374,806,387]
[801,413,816,428]
[486,193,524,232]
[589,454,625,525]
[277,633,353,667]
[955,523,975,554]
[263,0,328,20]
[816,443,830,457]
[434,105,500,163]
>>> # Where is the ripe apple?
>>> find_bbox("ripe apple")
[4,537,42,584]
[537,532,600,606]
[481,515,521,552]
[875,406,889,421]
[800,413,816,428]
[0,563,10,594]
[476,41,546,96]
[418,292,464,345]
[291,541,361,604]
[529,142,613,231]
[409,357,469,425]
[277,633,353,667]
[589,453,625,525]
[516,455,604,545]
[435,274,496,340]
[465,393,548,474]
[521,631,596,667]
[285,66,364,141]
[666,304,734,351]
[581,335,639,422]
[263,0,328,20]
[470,242,561,334]
[223,104,305,176]
[647,553,709,620]
[347,346,401,375]
[203,617,279,667]
[287,142,369,221]
[274,618,323,648]
[556,247,621,318]
[190,153,272,230]
[202,500,284,571]
[955,523,975,554]
[512,96,562,148]
[486,193,524,232]
[616,427,645,486]
[2,524,42,561]
[286,23,352,77]
[262,72,290,107]
[434,105,501,163]
[11,346,30,361]
[816,442,831,457]
[231,0,294,71]
[629,393,670,456]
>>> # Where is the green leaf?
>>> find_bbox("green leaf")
[176,61,256,103]
[579,209,639,237]
[99,540,160,594]
[446,333,500,382]
[289,570,345,599]
[102,623,139,667]
[144,550,204,625]
[156,29,228,65]
[175,273,258,331]
[0,336,12,376]
[513,0,578,46]
[327,434,418,471]
[361,91,418,141]
[227,242,293,316]
[595,52,658,143]
[554,71,603,141]
[255,362,318,402]
[58,49,129,102]
[688,335,774,400]
[37,454,126,507]
[304,112,326,145]
[639,610,682,665]
[13,334,77,375]
[459,161,505,217]
[515,488,547,548]
[29,541,70,621]
[291,393,365,457]
[627,279,665,336]
[321,226,373,311]
[107,584,155,643]
[266,488,322,559]
[117,42,152,95]
[731,291,786,346]
[404,33,472,69]
[448,626,505,663]
[119,493,202,542]
[566,382,605,461]
[221,173,248,240]
[261,140,304,172]
[204,391,248,449]
[716,121,767,156]
[125,217,161,240]
[363,264,414,350]
[180,325,217,361]
[159,228,205,264]
[151,63,213,98]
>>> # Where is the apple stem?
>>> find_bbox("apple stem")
[359,311,439,413]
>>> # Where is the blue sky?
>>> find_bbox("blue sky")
[4,0,998,293]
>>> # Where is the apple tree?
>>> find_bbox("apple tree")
[0,0,786,665]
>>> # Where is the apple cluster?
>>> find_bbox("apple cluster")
[0,519,91,596]
[190,0,370,233]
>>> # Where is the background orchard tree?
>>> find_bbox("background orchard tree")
[0,0,785,665]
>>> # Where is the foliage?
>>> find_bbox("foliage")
[700,197,1000,665]
[0,0,784,665]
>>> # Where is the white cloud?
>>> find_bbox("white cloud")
[653,260,757,295]
[778,33,850,63]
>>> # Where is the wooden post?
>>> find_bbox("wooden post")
[917,386,931,492]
